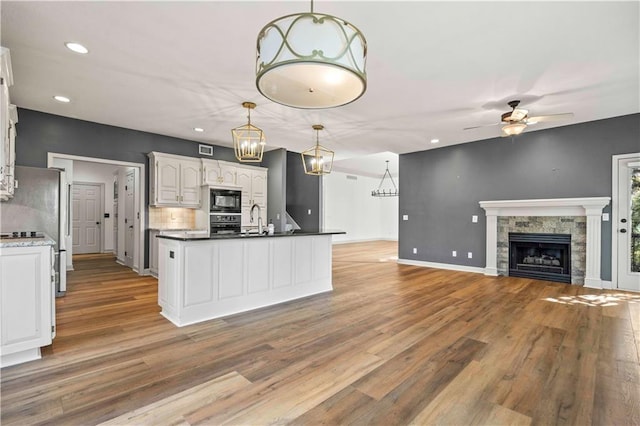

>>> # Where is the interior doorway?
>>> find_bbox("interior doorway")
[47,153,146,275]
[613,153,640,292]
[72,182,103,254]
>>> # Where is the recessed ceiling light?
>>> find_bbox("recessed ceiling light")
[65,42,89,54]
[53,95,71,103]
[430,138,440,144]
[193,127,204,132]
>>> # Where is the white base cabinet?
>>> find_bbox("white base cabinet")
[158,234,333,327]
[0,245,54,367]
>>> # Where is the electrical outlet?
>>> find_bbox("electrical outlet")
[472,215,478,223]
[413,248,417,254]
[276,213,280,220]
[452,251,457,257]
[402,215,409,221]
[308,209,312,215]
[468,252,473,259]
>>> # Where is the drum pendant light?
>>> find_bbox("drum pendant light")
[256,0,367,109]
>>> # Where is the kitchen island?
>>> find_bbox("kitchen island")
[156,231,344,327]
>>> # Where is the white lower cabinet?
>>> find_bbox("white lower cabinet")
[149,230,159,276]
[0,244,54,367]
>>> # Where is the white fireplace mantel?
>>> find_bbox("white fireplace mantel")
[479,197,610,287]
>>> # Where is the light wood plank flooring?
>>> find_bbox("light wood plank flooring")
[1,241,639,425]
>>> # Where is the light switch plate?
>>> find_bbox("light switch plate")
[472,215,478,223]
[308,209,312,215]
[602,213,609,221]
[452,251,457,257]
[413,248,417,254]
[468,252,473,259]
[402,215,409,221]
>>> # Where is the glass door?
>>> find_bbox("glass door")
[616,156,640,291]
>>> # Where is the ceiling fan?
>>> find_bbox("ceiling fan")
[464,100,574,136]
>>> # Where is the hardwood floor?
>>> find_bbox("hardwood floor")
[1,241,639,425]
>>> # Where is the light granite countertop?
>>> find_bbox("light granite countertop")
[0,233,56,248]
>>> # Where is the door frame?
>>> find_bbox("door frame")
[72,181,105,253]
[611,152,640,289]
[48,153,146,275]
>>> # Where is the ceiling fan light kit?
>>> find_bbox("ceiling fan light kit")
[372,160,399,197]
[465,100,574,137]
[232,102,266,163]
[301,125,334,175]
[502,122,527,136]
[256,0,367,109]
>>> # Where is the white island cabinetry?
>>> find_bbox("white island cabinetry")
[0,241,55,367]
[157,233,339,326]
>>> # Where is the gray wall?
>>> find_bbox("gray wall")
[262,148,287,232]
[286,151,321,232]
[15,108,239,167]
[399,113,640,281]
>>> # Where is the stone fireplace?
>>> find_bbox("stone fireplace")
[480,198,610,287]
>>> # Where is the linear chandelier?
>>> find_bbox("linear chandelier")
[256,0,367,109]
[232,102,265,163]
[301,125,334,175]
[372,160,398,197]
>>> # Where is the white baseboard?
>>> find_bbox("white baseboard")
[397,258,485,274]
[601,280,613,290]
[583,277,603,289]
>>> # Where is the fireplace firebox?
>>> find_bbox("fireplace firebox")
[509,233,571,283]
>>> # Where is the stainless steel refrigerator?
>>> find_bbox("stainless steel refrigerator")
[1,166,69,296]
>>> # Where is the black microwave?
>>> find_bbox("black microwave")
[210,188,241,213]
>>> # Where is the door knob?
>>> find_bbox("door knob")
[96,221,101,225]
[621,218,627,223]
[620,229,627,233]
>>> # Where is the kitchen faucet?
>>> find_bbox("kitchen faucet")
[250,203,263,234]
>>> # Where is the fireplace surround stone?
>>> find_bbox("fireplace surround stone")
[480,197,610,287]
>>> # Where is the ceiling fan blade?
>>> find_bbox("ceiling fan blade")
[510,108,529,122]
[526,112,574,124]
[464,123,500,130]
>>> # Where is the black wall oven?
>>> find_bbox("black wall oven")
[210,188,241,235]
[210,188,241,213]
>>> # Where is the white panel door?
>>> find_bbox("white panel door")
[616,155,640,291]
[72,183,102,254]
[124,170,135,268]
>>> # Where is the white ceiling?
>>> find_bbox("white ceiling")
[1,1,638,176]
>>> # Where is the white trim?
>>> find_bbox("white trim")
[480,197,611,284]
[397,258,485,274]
[611,152,640,290]
[602,280,613,290]
[47,152,146,276]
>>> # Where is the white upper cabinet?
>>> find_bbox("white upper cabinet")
[201,159,236,187]
[149,152,201,208]
[236,165,268,227]
[0,47,15,201]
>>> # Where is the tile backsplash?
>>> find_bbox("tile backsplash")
[149,207,196,229]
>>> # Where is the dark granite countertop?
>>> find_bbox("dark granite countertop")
[157,230,345,241]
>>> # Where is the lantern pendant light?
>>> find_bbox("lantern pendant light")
[256,0,367,109]
[301,125,334,176]
[232,102,265,163]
